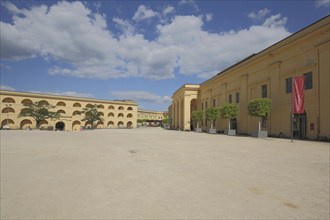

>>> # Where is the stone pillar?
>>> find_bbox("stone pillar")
[269,62,281,135]
[239,74,248,133]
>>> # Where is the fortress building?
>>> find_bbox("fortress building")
[0,90,137,131]
[170,16,329,140]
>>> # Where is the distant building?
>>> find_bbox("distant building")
[137,109,168,126]
[0,90,138,131]
[170,16,329,140]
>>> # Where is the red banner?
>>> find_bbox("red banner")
[293,76,305,114]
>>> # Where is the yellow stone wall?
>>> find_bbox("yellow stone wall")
[170,16,329,140]
[0,90,138,131]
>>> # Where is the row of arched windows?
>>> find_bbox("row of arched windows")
[1,97,134,111]
[1,107,134,118]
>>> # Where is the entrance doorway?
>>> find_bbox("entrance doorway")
[55,122,65,131]
[293,113,307,139]
[230,118,237,130]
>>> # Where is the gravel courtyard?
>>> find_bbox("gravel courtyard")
[1,128,329,219]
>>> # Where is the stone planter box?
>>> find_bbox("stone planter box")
[225,129,236,136]
[208,128,217,134]
[251,130,268,138]
[195,128,202,132]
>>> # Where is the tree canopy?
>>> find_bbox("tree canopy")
[248,98,272,118]
[18,102,60,129]
[81,104,103,129]
[192,110,204,129]
[219,103,239,120]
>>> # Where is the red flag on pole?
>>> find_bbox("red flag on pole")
[293,76,305,114]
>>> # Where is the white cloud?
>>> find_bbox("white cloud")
[248,8,270,21]
[0,85,15,91]
[132,5,158,22]
[205,13,213,22]
[315,0,330,7]
[178,0,199,11]
[163,6,175,15]
[110,91,171,104]
[1,2,291,80]
[29,90,94,98]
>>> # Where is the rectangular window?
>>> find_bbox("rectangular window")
[213,99,216,107]
[205,101,208,109]
[202,103,204,110]
[235,92,239,103]
[286,77,292,93]
[261,84,267,98]
[262,116,268,128]
[228,94,232,103]
[304,72,313,90]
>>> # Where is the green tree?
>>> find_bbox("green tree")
[219,103,239,130]
[205,107,219,130]
[248,98,272,131]
[162,117,170,125]
[18,102,60,129]
[137,119,143,124]
[192,110,203,129]
[81,104,103,129]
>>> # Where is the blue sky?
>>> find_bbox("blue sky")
[1,0,329,111]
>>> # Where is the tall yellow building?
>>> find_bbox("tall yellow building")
[170,16,329,140]
[0,90,138,131]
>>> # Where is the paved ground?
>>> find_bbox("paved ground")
[0,128,329,219]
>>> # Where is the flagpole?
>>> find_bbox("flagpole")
[291,77,294,142]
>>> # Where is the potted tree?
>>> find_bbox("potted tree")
[192,110,203,132]
[219,103,239,136]
[247,98,272,138]
[205,107,219,134]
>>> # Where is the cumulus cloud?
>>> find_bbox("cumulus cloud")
[315,0,330,7]
[205,13,213,22]
[178,0,199,11]
[110,91,171,104]
[132,5,158,22]
[248,8,271,21]
[1,1,291,80]
[0,84,15,91]
[163,6,175,15]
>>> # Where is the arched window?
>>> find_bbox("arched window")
[118,106,124,110]
[21,99,33,106]
[38,100,49,106]
[57,110,66,114]
[118,113,124,117]
[96,121,104,128]
[108,105,115,109]
[56,101,66,107]
[98,104,104,109]
[2,107,15,113]
[127,107,133,111]
[72,120,81,131]
[127,113,133,118]
[86,103,93,108]
[20,119,33,129]
[73,102,82,107]
[108,112,114,117]
[107,121,114,127]
[117,121,124,127]
[73,111,81,116]
[99,112,104,116]
[2,97,15,103]
[127,121,133,128]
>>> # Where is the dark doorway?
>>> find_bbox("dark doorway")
[55,122,65,131]
[293,113,307,139]
[230,118,237,130]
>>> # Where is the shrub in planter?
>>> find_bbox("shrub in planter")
[192,110,203,132]
[219,103,239,136]
[247,98,272,138]
[205,107,219,134]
